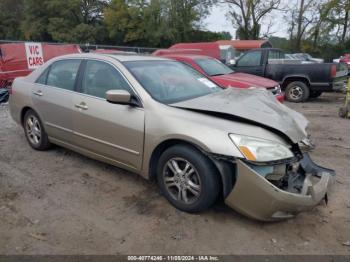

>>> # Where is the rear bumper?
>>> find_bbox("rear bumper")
[225,154,335,221]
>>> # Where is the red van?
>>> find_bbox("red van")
[167,42,235,64]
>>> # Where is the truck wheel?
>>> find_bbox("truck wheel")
[157,145,220,213]
[310,91,323,99]
[285,81,310,103]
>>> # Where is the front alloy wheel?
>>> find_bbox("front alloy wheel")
[163,157,201,204]
[157,145,220,213]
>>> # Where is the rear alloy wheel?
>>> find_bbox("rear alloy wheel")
[285,81,310,103]
[157,145,220,213]
[23,109,51,150]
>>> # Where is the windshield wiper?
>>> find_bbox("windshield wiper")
[210,73,225,76]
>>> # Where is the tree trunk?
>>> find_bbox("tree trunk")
[295,0,305,52]
[341,8,349,43]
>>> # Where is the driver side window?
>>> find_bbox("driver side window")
[81,60,131,99]
[237,51,262,67]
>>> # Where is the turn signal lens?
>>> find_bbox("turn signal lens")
[239,146,257,161]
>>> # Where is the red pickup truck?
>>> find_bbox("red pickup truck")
[157,54,284,102]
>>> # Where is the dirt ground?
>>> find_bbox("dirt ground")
[0,92,349,255]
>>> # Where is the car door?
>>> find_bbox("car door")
[235,50,264,76]
[32,59,81,143]
[72,59,145,171]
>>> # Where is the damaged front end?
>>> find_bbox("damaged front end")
[224,153,335,221]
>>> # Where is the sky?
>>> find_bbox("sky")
[203,4,289,39]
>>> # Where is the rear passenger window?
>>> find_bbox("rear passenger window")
[46,60,81,91]
[81,60,131,99]
[36,68,49,85]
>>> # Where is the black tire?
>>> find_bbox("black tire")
[157,145,220,213]
[23,109,51,150]
[285,81,310,103]
[310,91,323,99]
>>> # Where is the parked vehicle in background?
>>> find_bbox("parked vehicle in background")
[333,58,340,63]
[292,53,324,63]
[216,39,272,58]
[230,48,348,102]
[9,53,335,221]
[158,54,284,102]
[0,42,81,89]
[153,48,203,57]
[167,42,235,64]
[339,53,350,69]
[285,54,314,64]
[90,49,137,55]
[166,40,272,65]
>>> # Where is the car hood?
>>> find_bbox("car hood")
[171,88,308,143]
[211,72,278,88]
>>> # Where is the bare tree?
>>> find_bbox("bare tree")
[332,0,350,43]
[222,0,281,39]
[307,0,350,45]
[309,0,334,48]
[293,0,316,51]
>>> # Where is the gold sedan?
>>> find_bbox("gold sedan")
[9,54,335,221]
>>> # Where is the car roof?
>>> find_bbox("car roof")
[54,53,170,62]
[162,54,214,60]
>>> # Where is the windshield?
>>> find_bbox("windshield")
[124,60,222,104]
[195,58,234,76]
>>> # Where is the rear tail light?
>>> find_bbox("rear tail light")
[331,64,337,78]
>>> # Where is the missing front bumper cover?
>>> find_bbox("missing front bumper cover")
[224,153,335,221]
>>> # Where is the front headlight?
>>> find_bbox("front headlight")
[275,84,282,94]
[229,134,294,162]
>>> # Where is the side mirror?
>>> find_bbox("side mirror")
[106,90,131,104]
[228,59,236,66]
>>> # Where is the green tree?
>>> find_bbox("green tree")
[168,0,212,42]
[105,0,215,47]
[105,0,148,45]
[0,0,24,40]
[21,0,107,43]
[46,0,108,43]
[21,0,51,41]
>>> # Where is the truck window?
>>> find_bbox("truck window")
[268,50,285,62]
[237,51,262,67]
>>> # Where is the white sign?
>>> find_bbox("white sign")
[25,43,44,69]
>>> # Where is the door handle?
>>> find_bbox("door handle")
[75,102,88,110]
[33,90,43,97]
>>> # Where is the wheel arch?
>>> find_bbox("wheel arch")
[148,139,234,198]
[20,106,34,126]
[281,75,310,89]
